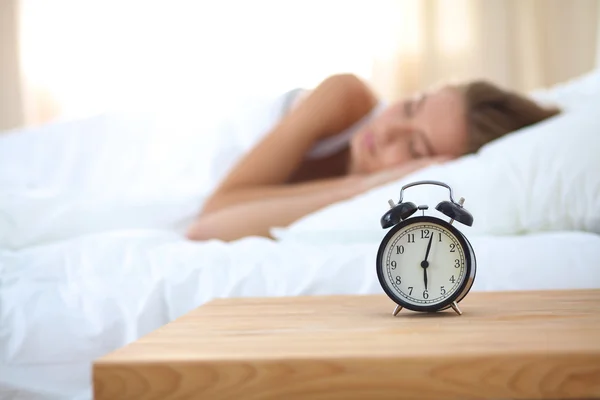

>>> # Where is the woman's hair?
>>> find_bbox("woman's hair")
[457,80,561,153]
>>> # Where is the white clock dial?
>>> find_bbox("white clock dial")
[380,221,466,307]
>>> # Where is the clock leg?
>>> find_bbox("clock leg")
[392,305,402,316]
[451,301,462,315]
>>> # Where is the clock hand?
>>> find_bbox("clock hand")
[424,234,434,262]
[421,234,434,291]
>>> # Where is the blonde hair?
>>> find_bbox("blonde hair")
[457,80,561,153]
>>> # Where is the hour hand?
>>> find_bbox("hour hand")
[423,268,428,290]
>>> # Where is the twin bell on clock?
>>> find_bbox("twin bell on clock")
[375,180,476,316]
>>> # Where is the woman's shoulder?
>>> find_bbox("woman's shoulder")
[284,74,378,116]
[323,74,379,108]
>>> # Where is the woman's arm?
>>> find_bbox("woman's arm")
[187,174,365,241]
[201,73,378,215]
[187,158,445,242]
[202,173,361,213]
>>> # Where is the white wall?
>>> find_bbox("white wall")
[17,0,394,121]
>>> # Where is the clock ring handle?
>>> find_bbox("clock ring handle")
[398,180,457,204]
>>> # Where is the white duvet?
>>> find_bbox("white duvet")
[1,70,600,400]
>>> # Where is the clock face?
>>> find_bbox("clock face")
[377,216,472,311]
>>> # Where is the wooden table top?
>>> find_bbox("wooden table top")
[93,289,600,400]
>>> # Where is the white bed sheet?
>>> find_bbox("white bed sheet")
[1,229,600,400]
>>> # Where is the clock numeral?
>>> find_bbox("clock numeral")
[408,286,413,295]
[438,232,442,242]
[396,245,404,254]
[407,234,415,243]
[421,229,430,239]
[440,286,446,296]
[449,243,456,252]
[423,290,429,299]
[395,276,401,284]
[391,260,397,270]
[450,275,456,283]
[454,259,460,268]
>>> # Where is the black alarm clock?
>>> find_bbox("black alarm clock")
[376,180,476,316]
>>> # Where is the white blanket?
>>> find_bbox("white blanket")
[1,70,600,400]
[2,230,600,399]
[0,91,290,249]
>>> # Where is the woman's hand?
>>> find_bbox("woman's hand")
[360,156,451,191]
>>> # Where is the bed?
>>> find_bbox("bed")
[1,70,600,399]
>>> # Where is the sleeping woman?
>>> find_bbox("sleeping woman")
[187,73,560,242]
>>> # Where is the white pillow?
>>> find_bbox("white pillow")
[274,104,600,244]
[529,67,600,111]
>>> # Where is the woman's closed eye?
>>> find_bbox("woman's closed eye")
[408,135,424,158]
[409,132,434,159]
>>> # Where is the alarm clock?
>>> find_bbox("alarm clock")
[376,180,476,316]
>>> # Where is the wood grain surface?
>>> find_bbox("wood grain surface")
[93,289,600,399]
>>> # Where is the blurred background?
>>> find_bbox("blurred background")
[1,0,599,132]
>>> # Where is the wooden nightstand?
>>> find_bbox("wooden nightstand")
[93,289,600,399]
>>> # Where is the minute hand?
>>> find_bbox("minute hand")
[424,234,433,261]
[421,234,434,291]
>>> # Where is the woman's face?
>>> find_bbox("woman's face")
[348,86,468,174]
